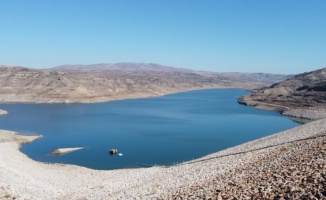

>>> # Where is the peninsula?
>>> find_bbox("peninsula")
[238,67,326,120]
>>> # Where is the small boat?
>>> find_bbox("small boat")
[109,149,123,156]
[109,149,118,156]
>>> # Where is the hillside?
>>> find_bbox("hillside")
[238,67,326,120]
[53,63,291,84]
[0,64,290,103]
[53,63,191,72]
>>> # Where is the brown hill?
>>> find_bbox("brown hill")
[53,63,191,72]
[0,64,289,103]
[238,67,326,120]
[54,63,292,84]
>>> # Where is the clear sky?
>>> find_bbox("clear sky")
[0,0,325,74]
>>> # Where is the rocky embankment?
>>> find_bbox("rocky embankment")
[238,67,326,120]
[163,129,326,199]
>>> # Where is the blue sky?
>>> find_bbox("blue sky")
[0,0,325,74]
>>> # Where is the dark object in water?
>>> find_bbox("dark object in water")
[109,149,118,156]
[109,149,123,156]
[138,163,153,167]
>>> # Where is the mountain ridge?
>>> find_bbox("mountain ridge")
[0,63,291,103]
[52,62,292,84]
[52,63,192,73]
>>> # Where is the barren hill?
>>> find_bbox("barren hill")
[238,67,326,120]
[53,63,291,84]
[53,63,191,73]
[0,64,290,103]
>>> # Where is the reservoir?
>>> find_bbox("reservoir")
[0,89,299,170]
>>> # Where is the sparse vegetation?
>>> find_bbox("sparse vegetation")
[0,64,290,103]
[240,67,326,111]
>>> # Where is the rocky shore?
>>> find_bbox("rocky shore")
[0,116,325,199]
[238,95,326,121]
[238,67,326,121]
[162,128,326,199]
[283,109,326,121]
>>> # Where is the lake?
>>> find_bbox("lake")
[0,89,299,170]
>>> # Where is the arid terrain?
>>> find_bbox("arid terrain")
[0,63,290,103]
[0,64,325,199]
[238,67,326,120]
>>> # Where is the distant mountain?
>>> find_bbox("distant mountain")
[238,67,326,119]
[0,64,291,103]
[53,63,191,72]
[53,62,291,85]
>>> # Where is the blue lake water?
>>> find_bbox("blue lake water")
[0,89,299,170]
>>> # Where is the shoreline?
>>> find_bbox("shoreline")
[238,95,326,121]
[0,86,247,104]
[0,86,222,104]
[1,117,325,199]
[0,89,325,199]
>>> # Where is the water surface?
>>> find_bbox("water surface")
[0,89,299,170]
